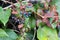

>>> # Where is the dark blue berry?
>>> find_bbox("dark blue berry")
[28,12,32,16]
[29,1,37,4]
[24,14,28,18]
[11,17,15,20]
[23,12,28,18]
[26,6,32,8]
[20,11,23,14]
[28,12,32,14]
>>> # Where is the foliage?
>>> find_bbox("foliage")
[37,23,58,40]
[0,29,18,40]
[0,7,11,26]
[0,0,60,40]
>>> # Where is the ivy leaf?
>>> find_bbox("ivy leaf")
[54,0,60,19]
[15,3,20,8]
[5,29,18,40]
[37,27,48,40]
[0,29,8,37]
[24,17,36,28]
[0,7,11,26]
[0,37,13,40]
[50,17,57,28]
[51,22,57,29]
[0,29,12,40]
[19,0,22,2]
[42,18,51,27]
[50,0,57,5]
[51,0,60,22]
[0,7,3,13]
[39,22,46,27]
[49,18,57,29]
[25,33,34,40]
[22,1,28,5]
[50,0,60,15]
[49,18,54,23]
[29,17,36,28]
[56,6,60,16]
[18,32,34,40]
[0,29,18,40]
[37,26,58,40]
[34,4,39,12]
[43,12,54,18]
[24,18,29,27]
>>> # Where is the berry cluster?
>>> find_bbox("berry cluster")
[20,2,33,18]
[10,14,24,25]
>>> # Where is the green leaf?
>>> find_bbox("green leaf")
[22,1,28,5]
[24,17,36,28]
[0,7,3,14]
[39,22,46,27]
[49,18,54,23]
[50,0,57,5]
[15,3,20,8]
[29,18,36,28]
[34,4,39,12]
[37,27,48,40]
[0,29,16,40]
[18,32,34,40]
[0,37,13,40]
[19,0,22,2]
[0,7,11,26]
[53,0,60,19]
[24,18,30,27]
[0,29,18,40]
[39,3,44,8]
[25,33,33,40]
[37,26,58,40]
[51,22,57,29]
[0,29,8,37]
[49,18,57,29]
[5,29,18,40]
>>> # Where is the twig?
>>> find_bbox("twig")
[9,19,20,33]
[2,0,13,5]
[9,19,16,30]
[2,0,17,9]
[35,12,60,18]
[13,29,20,33]
[3,3,17,9]
[32,27,36,40]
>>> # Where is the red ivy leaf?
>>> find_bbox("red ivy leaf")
[18,24,23,29]
[43,13,53,18]
[42,18,51,27]
[52,12,59,23]
[20,5,26,10]
[12,10,18,14]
